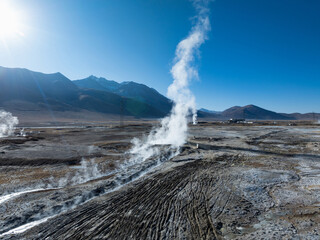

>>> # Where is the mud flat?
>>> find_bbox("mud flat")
[0,123,319,239]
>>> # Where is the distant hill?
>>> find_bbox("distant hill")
[74,76,172,116]
[221,105,295,120]
[199,108,221,114]
[0,66,165,118]
[197,105,320,120]
[281,112,320,121]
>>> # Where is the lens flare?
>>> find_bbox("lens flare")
[0,1,24,38]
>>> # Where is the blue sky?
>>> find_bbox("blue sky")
[1,0,319,113]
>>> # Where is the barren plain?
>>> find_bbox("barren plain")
[0,122,319,239]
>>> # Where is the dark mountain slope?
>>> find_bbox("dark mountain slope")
[96,77,120,91]
[77,89,164,117]
[196,110,220,119]
[73,76,108,92]
[116,81,172,114]
[0,66,78,105]
[74,77,172,115]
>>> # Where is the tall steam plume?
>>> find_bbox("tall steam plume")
[0,110,19,138]
[129,0,211,163]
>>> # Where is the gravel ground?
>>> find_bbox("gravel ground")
[0,123,319,239]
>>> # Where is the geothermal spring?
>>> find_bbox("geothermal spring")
[0,1,211,237]
[1,1,320,239]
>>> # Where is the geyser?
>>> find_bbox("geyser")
[130,0,211,163]
[0,110,19,138]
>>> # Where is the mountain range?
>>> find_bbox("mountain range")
[0,66,170,118]
[0,66,318,121]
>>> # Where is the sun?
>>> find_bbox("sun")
[0,1,24,38]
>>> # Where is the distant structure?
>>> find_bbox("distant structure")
[227,118,246,124]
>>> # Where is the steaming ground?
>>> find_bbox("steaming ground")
[0,122,319,239]
[0,110,18,138]
[0,2,213,237]
[128,0,210,166]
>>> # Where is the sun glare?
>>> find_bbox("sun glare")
[0,1,24,38]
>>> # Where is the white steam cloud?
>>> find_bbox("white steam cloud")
[130,0,211,163]
[0,110,19,138]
